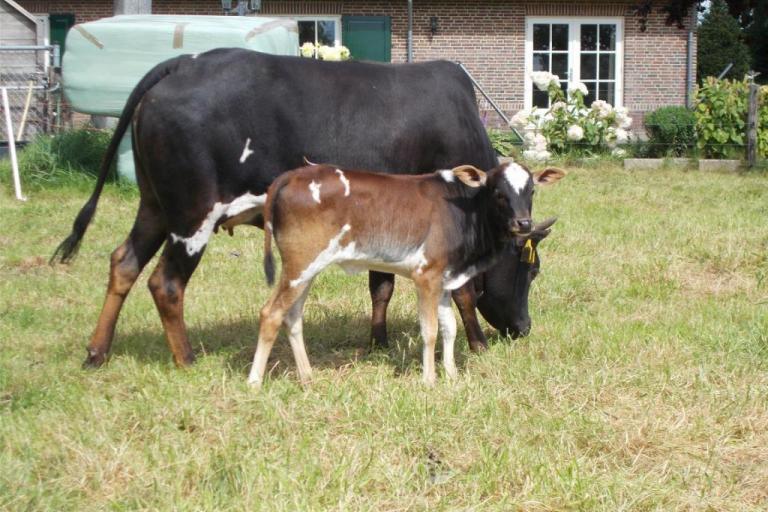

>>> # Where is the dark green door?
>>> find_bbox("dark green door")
[342,16,391,62]
[50,14,75,54]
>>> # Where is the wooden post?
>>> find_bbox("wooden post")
[746,74,759,168]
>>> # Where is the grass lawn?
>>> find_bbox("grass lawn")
[1,163,767,510]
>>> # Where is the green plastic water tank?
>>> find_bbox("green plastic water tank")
[62,15,299,181]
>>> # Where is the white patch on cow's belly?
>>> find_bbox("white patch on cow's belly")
[335,169,350,196]
[290,224,352,287]
[438,170,455,183]
[240,138,255,164]
[503,162,530,194]
[170,192,266,256]
[309,181,322,204]
[443,265,478,290]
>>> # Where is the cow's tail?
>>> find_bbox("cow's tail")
[263,174,292,286]
[50,56,189,265]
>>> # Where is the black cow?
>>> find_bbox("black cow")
[52,49,542,368]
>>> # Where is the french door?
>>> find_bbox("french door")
[524,18,624,110]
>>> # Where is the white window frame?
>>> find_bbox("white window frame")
[524,17,624,110]
[281,15,342,49]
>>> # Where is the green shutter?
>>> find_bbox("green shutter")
[342,16,391,63]
[50,14,75,54]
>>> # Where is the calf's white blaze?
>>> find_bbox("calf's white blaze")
[309,181,322,204]
[335,169,351,196]
[170,192,266,256]
[239,138,255,163]
[438,170,455,182]
[503,162,530,194]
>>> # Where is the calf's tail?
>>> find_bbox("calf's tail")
[50,55,189,265]
[263,174,292,286]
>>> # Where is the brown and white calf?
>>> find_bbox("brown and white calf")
[248,163,564,387]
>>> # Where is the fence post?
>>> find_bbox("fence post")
[746,72,760,168]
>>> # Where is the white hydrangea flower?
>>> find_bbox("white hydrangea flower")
[567,125,584,141]
[532,133,548,152]
[612,148,627,157]
[568,81,588,96]
[551,101,567,112]
[300,42,315,58]
[510,109,532,130]
[591,100,613,118]
[615,128,629,144]
[523,149,551,161]
[615,106,633,129]
[531,71,559,91]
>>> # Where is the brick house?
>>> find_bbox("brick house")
[13,0,696,124]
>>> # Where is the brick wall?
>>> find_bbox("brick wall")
[16,0,696,119]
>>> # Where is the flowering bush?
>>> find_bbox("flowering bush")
[510,71,632,160]
[299,42,351,61]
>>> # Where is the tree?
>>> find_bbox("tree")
[697,0,752,80]
[632,0,758,30]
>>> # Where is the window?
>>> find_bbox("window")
[525,17,623,110]
[293,16,342,57]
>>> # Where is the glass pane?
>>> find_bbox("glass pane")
[583,81,597,101]
[581,24,597,51]
[533,53,550,72]
[317,20,336,46]
[552,54,568,77]
[560,81,568,96]
[581,54,597,80]
[533,89,549,108]
[533,24,549,51]
[298,21,315,46]
[552,24,568,51]
[599,25,616,51]
[599,54,616,79]
[599,82,615,104]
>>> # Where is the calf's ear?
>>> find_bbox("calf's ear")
[533,167,566,186]
[452,165,487,188]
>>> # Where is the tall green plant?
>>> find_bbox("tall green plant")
[697,0,752,81]
[695,77,748,157]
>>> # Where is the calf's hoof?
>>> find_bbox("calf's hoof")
[82,349,107,369]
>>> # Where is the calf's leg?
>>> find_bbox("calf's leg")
[84,202,165,368]
[438,292,458,379]
[369,271,395,348]
[249,277,313,388]
[147,242,204,367]
[415,276,442,386]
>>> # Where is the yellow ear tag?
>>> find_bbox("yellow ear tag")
[521,239,536,264]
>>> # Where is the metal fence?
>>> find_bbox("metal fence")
[0,45,61,143]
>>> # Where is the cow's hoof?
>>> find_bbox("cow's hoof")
[174,353,196,368]
[82,350,107,369]
[469,342,488,354]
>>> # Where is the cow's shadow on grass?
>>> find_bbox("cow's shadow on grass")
[111,311,475,379]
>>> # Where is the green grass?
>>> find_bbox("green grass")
[1,163,767,510]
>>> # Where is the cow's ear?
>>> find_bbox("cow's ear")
[533,167,566,186]
[452,165,487,188]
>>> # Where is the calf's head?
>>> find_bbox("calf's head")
[485,162,565,236]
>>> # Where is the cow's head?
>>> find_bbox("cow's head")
[475,217,556,338]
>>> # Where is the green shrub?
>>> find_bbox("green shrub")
[487,128,521,157]
[695,77,750,159]
[1,128,113,190]
[644,106,697,157]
